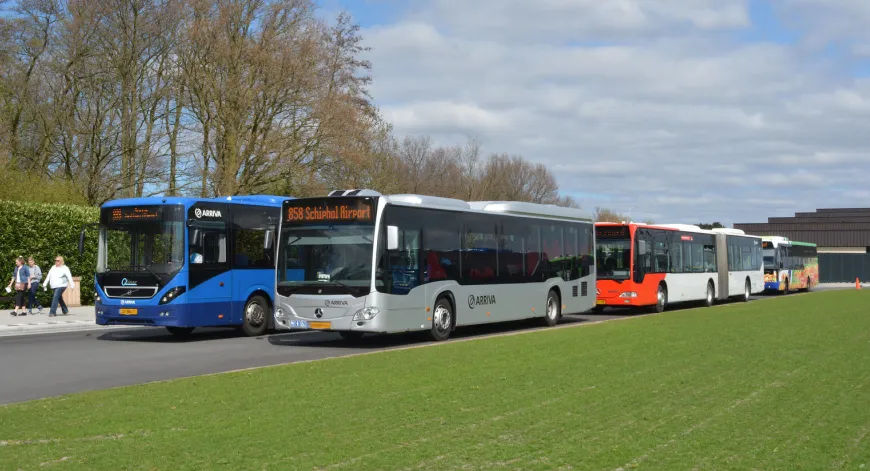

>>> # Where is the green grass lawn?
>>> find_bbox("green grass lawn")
[3,290,870,470]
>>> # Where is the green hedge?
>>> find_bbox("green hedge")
[0,200,98,309]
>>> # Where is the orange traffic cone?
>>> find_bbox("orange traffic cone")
[857,278,862,290]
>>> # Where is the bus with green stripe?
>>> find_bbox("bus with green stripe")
[761,236,819,293]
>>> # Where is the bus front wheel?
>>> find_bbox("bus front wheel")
[654,284,668,313]
[430,297,453,342]
[166,326,194,337]
[242,294,270,337]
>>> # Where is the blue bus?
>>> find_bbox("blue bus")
[79,195,289,336]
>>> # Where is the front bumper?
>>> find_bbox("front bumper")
[95,303,186,327]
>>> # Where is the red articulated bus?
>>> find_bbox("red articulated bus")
[594,222,764,313]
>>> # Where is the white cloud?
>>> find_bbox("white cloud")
[353,1,870,226]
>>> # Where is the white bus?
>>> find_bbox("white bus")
[595,223,764,312]
[273,190,596,341]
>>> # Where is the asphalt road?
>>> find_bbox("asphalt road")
[0,290,838,405]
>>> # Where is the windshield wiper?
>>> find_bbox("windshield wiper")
[139,265,163,284]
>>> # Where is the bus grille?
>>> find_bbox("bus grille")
[104,286,158,298]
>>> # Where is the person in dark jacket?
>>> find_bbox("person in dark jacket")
[7,257,30,316]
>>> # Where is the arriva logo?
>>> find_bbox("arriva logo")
[121,278,138,286]
[468,294,496,309]
[194,208,222,218]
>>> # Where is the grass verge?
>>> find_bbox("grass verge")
[2,290,870,470]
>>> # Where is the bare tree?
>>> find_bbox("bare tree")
[594,207,629,222]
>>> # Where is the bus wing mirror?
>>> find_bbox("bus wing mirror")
[386,226,400,251]
[191,229,201,246]
[264,230,274,250]
[637,240,647,256]
[78,229,86,256]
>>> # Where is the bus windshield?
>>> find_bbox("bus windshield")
[763,249,777,270]
[97,206,185,275]
[597,238,632,280]
[277,223,375,296]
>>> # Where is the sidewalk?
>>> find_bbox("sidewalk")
[0,305,128,337]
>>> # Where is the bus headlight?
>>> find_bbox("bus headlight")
[159,286,187,305]
[619,292,638,298]
[275,308,286,319]
[352,307,380,321]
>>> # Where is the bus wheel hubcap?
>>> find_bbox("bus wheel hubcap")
[547,297,557,319]
[434,306,450,331]
[247,302,264,327]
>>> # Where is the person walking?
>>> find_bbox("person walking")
[27,256,43,314]
[7,256,30,316]
[42,255,75,317]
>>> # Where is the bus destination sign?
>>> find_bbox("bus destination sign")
[595,225,630,239]
[286,200,373,223]
[109,206,160,222]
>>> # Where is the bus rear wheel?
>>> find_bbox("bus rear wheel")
[742,279,751,302]
[166,326,194,337]
[542,289,561,327]
[704,281,715,307]
[430,297,453,342]
[242,294,270,337]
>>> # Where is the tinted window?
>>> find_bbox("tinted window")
[462,213,499,284]
[232,205,277,269]
[189,220,227,265]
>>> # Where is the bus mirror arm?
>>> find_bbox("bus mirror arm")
[78,223,98,256]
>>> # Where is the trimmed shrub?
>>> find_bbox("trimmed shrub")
[0,200,98,309]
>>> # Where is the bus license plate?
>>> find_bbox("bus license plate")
[119,308,138,315]
[289,320,308,329]
[595,300,606,305]
[309,321,331,330]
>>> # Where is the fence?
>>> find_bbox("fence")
[819,253,870,283]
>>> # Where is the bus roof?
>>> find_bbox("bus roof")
[101,195,290,209]
[595,222,716,235]
[318,189,594,222]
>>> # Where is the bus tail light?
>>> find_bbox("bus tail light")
[619,292,638,298]
[353,307,380,321]
[159,286,187,305]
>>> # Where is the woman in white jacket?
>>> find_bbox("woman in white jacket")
[43,255,75,317]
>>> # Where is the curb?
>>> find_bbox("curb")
[0,320,134,337]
